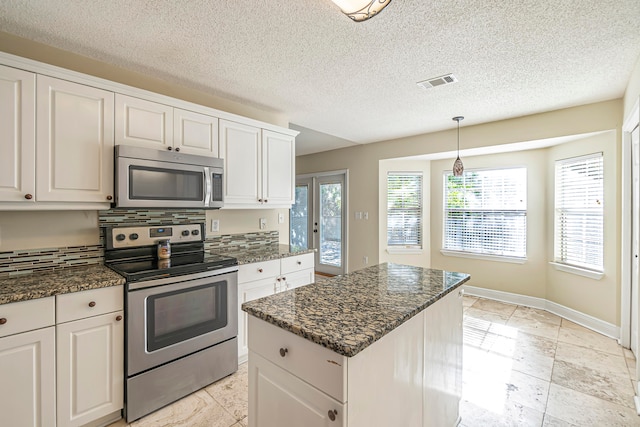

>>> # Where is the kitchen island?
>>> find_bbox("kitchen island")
[242,263,470,427]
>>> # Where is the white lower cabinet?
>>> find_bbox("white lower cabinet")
[238,253,315,363]
[247,288,463,427]
[0,297,56,426]
[0,326,56,427]
[56,286,124,427]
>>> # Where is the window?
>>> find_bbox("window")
[554,153,604,272]
[443,167,527,259]
[387,172,422,248]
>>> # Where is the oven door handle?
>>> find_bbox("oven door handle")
[127,266,239,290]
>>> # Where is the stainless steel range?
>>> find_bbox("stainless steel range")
[104,223,238,422]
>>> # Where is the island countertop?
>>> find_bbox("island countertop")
[242,262,470,357]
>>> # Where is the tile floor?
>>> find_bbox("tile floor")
[108,296,640,427]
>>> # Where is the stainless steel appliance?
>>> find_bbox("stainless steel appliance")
[104,223,238,422]
[115,145,224,209]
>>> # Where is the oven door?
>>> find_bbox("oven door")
[127,268,238,376]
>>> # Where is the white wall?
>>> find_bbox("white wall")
[378,159,431,268]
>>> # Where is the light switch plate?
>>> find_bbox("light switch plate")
[363,212,369,220]
[259,218,267,229]
[278,213,285,224]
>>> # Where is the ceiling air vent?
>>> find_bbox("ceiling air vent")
[416,74,458,90]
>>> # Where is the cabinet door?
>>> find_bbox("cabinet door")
[0,65,35,203]
[36,75,114,203]
[249,352,345,427]
[174,108,219,156]
[423,289,463,427]
[262,130,295,206]
[219,119,261,206]
[283,269,314,291]
[238,279,276,363]
[0,327,56,427]
[115,94,173,150]
[56,311,124,427]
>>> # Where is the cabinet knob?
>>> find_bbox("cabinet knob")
[106,195,113,201]
[282,276,286,281]
[88,301,96,308]
[276,277,281,282]
[0,318,6,325]
[258,268,263,273]
[167,146,173,151]
[297,261,302,265]
[175,147,180,152]
[264,199,268,203]
[279,348,288,357]
[24,194,33,200]
[116,315,123,321]
[258,198,263,203]
[328,409,338,421]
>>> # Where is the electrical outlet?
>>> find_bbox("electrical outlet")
[278,213,285,224]
[363,256,368,265]
[211,219,220,232]
[259,218,267,229]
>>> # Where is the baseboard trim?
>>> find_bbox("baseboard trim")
[463,285,620,340]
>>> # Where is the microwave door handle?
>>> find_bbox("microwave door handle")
[204,167,212,206]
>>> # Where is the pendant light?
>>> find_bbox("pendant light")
[330,0,392,22]
[452,116,464,177]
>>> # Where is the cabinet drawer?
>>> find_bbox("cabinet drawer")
[248,316,347,402]
[0,297,55,338]
[56,286,123,324]
[281,252,314,275]
[238,259,280,283]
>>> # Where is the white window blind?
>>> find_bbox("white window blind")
[554,153,604,272]
[387,172,422,247]
[444,167,527,258]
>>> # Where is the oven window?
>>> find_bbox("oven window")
[146,281,227,352]
[130,166,203,201]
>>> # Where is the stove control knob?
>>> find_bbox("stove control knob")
[115,234,126,242]
[191,229,200,236]
[129,233,139,240]
[182,230,190,237]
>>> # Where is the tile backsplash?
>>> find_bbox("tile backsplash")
[0,209,279,278]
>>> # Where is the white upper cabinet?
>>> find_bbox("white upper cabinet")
[115,94,173,150]
[220,119,262,206]
[262,130,295,206]
[0,65,35,203]
[116,94,219,156]
[220,120,295,208]
[174,108,219,156]
[36,75,115,203]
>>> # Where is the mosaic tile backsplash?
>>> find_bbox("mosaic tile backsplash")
[0,208,279,278]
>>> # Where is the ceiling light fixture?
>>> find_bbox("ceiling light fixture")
[452,116,465,177]
[331,0,392,22]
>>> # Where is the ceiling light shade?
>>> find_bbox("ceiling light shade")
[331,0,391,22]
[452,116,464,177]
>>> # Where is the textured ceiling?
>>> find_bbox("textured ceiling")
[1,0,639,155]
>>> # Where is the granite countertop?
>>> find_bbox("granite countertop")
[213,243,314,265]
[0,264,126,305]
[242,263,470,357]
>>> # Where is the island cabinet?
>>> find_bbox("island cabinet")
[115,94,219,156]
[247,288,464,427]
[237,253,315,363]
[219,119,295,209]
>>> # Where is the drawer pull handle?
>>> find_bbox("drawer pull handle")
[0,318,6,325]
[24,193,33,200]
[116,315,123,321]
[328,409,338,421]
[279,348,288,357]
[258,268,263,273]
[106,195,113,201]
[88,301,96,308]
[297,261,302,265]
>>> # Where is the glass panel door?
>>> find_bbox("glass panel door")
[316,174,345,275]
[290,179,312,251]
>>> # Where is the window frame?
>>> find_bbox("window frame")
[552,152,604,279]
[442,166,528,262]
[386,171,423,251]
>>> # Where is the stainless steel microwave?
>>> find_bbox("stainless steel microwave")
[115,145,224,209]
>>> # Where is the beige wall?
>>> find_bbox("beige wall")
[378,159,431,268]
[430,149,548,299]
[0,33,292,251]
[545,132,619,324]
